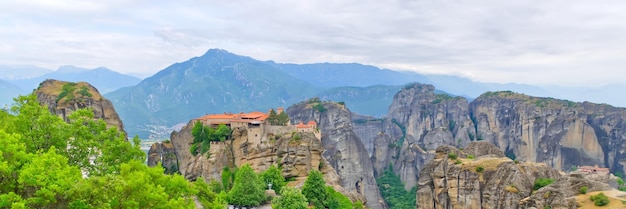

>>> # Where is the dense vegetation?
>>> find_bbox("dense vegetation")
[301,170,364,209]
[376,166,417,209]
[267,109,289,125]
[190,121,231,156]
[227,165,266,207]
[590,192,610,206]
[272,187,309,209]
[533,178,555,190]
[0,94,225,208]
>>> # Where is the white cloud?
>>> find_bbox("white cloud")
[0,0,625,86]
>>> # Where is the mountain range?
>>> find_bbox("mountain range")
[3,49,624,139]
[99,49,626,138]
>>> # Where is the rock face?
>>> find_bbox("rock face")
[353,85,626,189]
[147,117,360,201]
[287,100,387,209]
[417,142,563,209]
[147,142,179,174]
[470,91,626,174]
[353,83,475,190]
[35,79,126,134]
[520,173,613,209]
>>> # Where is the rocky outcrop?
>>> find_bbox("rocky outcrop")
[147,141,179,174]
[354,83,475,190]
[147,117,360,201]
[35,79,126,135]
[520,173,613,209]
[470,91,626,174]
[287,100,387,209]
[354,85,626,188]
[417,142,564,209]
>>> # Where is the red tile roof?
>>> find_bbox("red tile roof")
[295,122,309,128]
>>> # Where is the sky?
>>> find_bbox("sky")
[1,0,625,87]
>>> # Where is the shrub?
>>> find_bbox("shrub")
[590,193,610,206]
[514,160,519,164]
[448,153,458,160]
[467,155,475,160]
[476,166,484,173]
[454,159,462,165]
[579,186,588,194]
[533,178,555,190]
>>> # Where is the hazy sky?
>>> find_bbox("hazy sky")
[1,0,625,86]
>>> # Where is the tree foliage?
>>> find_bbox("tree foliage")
[267,109,290,126]
[0,93,217,209]
[191,121,231,156]
[533,178,555,190]
[302,170,328,208]
[376,165,417,209]
[272,187,308,209]
[260,165,286,194]
[227,164,265,207]
[590,192,610,206]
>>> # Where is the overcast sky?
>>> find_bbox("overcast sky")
[1,0,625,86]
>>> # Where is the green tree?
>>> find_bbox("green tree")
[326,186,353,209]
[0,130,32,206]
[272,187,308,209]
[227,164,265,207]
[277,111,289,125]
[18,148,82,208]
[302,170,328,209]
[376,165,416,209]
[590,192,610,206]
[268,109,278,125]
[191,121,209,155]
[260,165,286,194]
[191,122,231,156]
[533,178,555,190]
[214,124,231,142]
[10,94,68,153]
[68,161,197,208]
[65,109,145,176]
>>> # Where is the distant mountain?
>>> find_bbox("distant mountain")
[105,49,319,138]
[272,62,431,88]
[0,65,53,80]
[0,79,25,107]
[11,65,141,93]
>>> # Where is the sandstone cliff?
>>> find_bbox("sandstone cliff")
[148,117,364,202]
[35,79,126,135]
[353,85,626,188]
[470,91,626,174]
[287,99,387,209]
[353,83,475,190]
[416,142,612,209]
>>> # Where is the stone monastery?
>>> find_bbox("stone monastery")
[193,107,321,141]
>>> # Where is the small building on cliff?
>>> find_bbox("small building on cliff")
[193,109,320,142]
[576,165,610,175]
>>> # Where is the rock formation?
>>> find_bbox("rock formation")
[147,141,179,174]
[470,91,626,174]
[148,115,364,203]
[287,99,387,209]
[352,84,626,189]
[352,83,475,190]
[35,79,126,135]
[415,142,618,209]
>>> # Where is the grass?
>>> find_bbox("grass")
[37,80,102,103]
[461,157,511,173]
[576,191,626,208]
